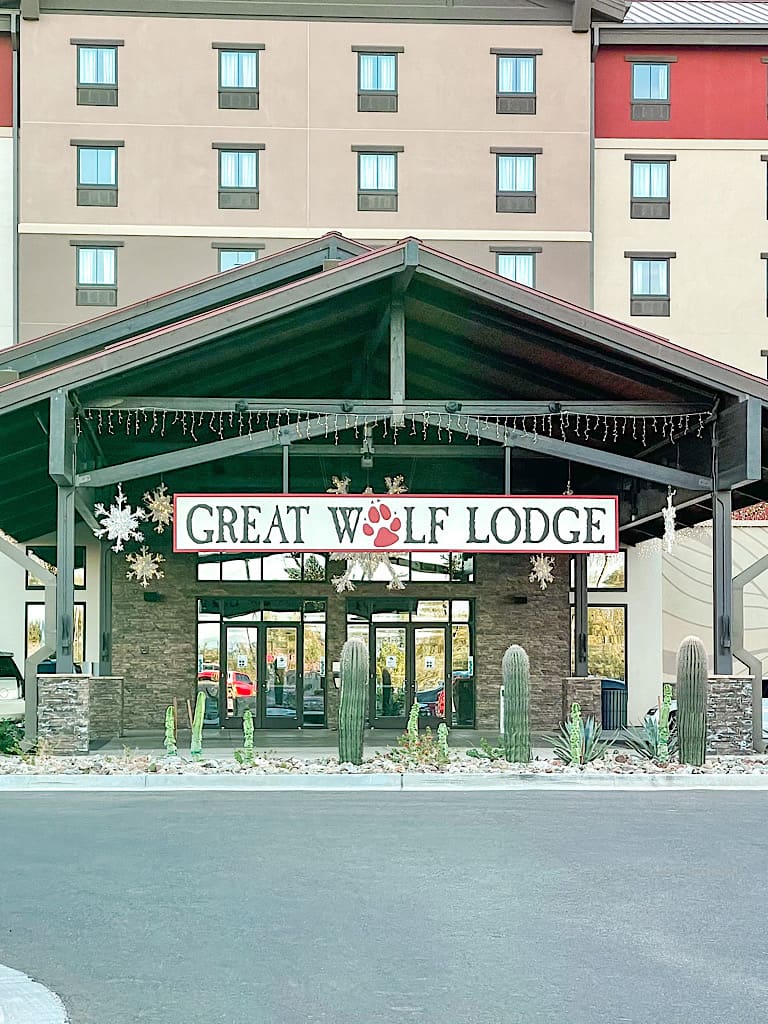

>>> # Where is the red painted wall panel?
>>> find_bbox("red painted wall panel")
[595,45,768,139]
[0,35,13,128]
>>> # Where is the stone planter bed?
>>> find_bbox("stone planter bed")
[3,751,768,776]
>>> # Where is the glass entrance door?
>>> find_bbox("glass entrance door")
[224,625,259,724]
[413,626,447,726]
[370,624,448,729]
[373,626,407,727]
[264,625,299,727]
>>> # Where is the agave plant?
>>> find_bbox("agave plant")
[622,714,678,762]
[548,711,611,765]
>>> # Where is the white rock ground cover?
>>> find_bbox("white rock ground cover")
[2,750,768,775]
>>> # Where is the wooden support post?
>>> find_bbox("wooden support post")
[712,489,733,676]
[98,541,112,676]
[573,554,589,677]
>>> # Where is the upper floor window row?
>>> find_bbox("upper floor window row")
[627,55,676,122]
[71,41,544,115]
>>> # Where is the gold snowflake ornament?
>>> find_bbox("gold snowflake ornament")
[143,483,174,534]
[126,546,166,588]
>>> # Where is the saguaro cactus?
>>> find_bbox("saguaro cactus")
[163,705,177,757]
[502,644,531,763]
[243,709,255,765]
[338,639,368,765]
[190,691,206,760]
[677,635,708,766]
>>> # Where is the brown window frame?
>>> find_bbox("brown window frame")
[352,46,403,113]
[626,56,676,122]
[491,48,541,115]
[626,154,675,219]
[626,250,675,317]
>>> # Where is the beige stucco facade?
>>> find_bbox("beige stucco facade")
[18,13,593,337]
[594,139,768,377]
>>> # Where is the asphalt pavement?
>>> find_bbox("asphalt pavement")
[1,792,767,1024]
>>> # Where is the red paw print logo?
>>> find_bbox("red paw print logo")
[362,502,401,548]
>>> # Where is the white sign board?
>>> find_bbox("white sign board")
[424,656,435,670]
[385,656,397,669]
[174,494,618,554]
[237,655,247,670]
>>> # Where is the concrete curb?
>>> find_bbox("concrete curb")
[0,963,68,1024]
[1,771,768,791]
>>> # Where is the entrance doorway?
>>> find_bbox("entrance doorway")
[197,598,326,729]
[348,599,475,729]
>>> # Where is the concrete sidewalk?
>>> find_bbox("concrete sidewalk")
[0,963,67,1024]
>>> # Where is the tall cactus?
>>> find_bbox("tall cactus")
[242,709,255,766]
[502,644,531,763]
[338,638,368,765]
[190,691,206,760]
[676,635,707,766]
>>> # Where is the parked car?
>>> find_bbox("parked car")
[416,683,445,717]
[0,652,23,700]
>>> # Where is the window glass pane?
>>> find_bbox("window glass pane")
[497,252,535,287]
[221,556,262,581]
[197,621,221,723]
[413,599,449,622]
[497,55,535,94]
[26,603,85,664]
[451,600,470,622]
[197,556,222,581]
[632,63,668,100]
[220,50,258,89]
[359,152,396,191]
[497,154,534,193]
[78,147,116,186]
[359,53,396,91]
[632,258,667,297]
[302,554,327,581]
[218,249,258,272]
[631,161,668,199]
[262,554,302,581]
[588,553,626,589]
[410,554,451,581]
[587,607,626,680]
[79,46,117,86]
[77,248,116,286]
[220,150,258,189]
[451,555,474,583]
[26,545,86,588]
[451,624,474,726]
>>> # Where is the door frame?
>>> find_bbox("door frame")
[220,620,313,730]
[369,621,450,730]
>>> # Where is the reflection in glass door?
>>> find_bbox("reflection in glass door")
[414,627,447,725]
[373,626,407,726]
[225,626,259,723]
[265,626,298,726]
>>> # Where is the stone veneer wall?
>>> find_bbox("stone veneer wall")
[110,544,572,733]
[707,675,754,756]
[89,676,125,739]
[37,673,89,753]
[562,676,602,725]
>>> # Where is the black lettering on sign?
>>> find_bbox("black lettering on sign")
[287,505,310,544]
[553,506,580,545]
[241,505,261,545]
[217,505,238,545]
[263,507,289,545]
[429,506,449,545]
[404,507,426,545]
[584,506,606,546]
[490,506,522,545]
[187,504,214,545]
[329,506,362,542]
[524,507,549,545]
[467,507,489,544]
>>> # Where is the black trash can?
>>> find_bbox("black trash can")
[601,678,627,730]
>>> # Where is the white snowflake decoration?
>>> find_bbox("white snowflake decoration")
[126,546,166,588]
[662,488,677,554]
[143,483,174,534]
[529,554,555,591]
[326,476,351,495]
[94,484,146,552]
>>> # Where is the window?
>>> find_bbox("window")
[570,605,627,681]
[628,156,672,218]
[494,51,538,114]
[75,144,119,206]
[627,253,673,316]
[26,602,86,666]
[198,553,328,582]
[76,44,118,106]
[496,251,536,287]
[570,552,627,591]
[217,48,260,109]
[218,249,258,272]
[494,150,538,213]
[354,148,400,212]
[215,145,262,209]
[355,49,399,112]
[26,545,86,589]
[630,59,672,121]
[75,246,118,306]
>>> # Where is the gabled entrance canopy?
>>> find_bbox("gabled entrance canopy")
[1,233,766,676]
